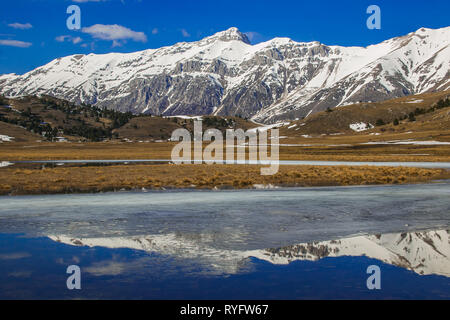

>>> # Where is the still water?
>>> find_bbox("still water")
[0,182,449,299]
[4,159,450,168]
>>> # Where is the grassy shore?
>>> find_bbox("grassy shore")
[1,138,450,195]
[1,139,450,162]
[0,163,449,195]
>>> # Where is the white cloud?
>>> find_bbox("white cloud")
[181,29,190,37]
[81,24,147,43]
[0,252,31,260]
[81,42,96,50]
[112,40,122,48]
[55,35,69,42]
[8,23,33,30]
[244,31,265,44]
[152,28,159,35]
[84,260,127,276]
[0,39,32,48]
[72,37,83,44]
[55,35,83,45]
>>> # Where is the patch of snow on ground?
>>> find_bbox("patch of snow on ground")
[0,161,13,167]
[405,99,424,104]
[252,184,279,189]
[0,134,14,142]
[2,105,21,113]
[248,122,290,133]
[350,122,373,132]
[362,140,450,145]
[165,115,203,121]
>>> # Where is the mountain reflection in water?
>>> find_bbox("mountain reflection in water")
[1,183,449,299]
[49,228,450,277]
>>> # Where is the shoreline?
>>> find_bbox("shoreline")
[3,159,450,168]
[1,140,450,164]
[2,179,449,197]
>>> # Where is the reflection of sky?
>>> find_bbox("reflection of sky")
[1,233,449,300]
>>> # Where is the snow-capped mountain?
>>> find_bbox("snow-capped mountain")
[1,26,449,123]
[49,229,450,276]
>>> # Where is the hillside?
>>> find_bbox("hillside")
[115,115,256,141]
[279,90,450,137]
[0,121,41,143]
[0,95,257,143]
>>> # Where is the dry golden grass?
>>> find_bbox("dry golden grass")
[1,139,450,163]
[0,164,448,195]
[0,142,174,161]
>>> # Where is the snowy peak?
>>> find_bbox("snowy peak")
[0,26,449,123]
[206,27,251,44]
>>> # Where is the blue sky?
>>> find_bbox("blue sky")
[0,0,449,74]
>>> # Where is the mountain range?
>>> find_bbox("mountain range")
[1,26,449,124]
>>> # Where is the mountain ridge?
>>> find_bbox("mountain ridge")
[1,26,449,124]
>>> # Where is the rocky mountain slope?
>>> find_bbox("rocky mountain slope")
[1,26,449,123]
